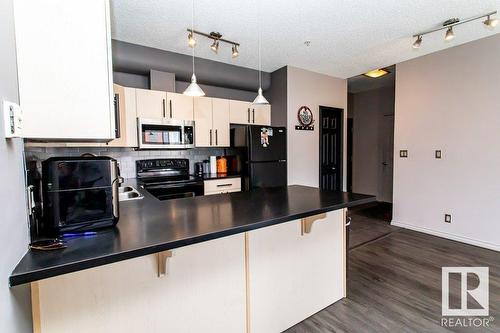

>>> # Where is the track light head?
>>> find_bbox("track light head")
[232,44,239,58]
[444,27,455,41]
[188,32,196,47]
[412,35,422,49]
[210,39,219,53]
[484,15,499,29]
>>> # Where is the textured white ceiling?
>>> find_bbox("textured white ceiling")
[110,0,500,79]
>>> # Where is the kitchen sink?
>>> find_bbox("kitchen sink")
[118,186,143,201]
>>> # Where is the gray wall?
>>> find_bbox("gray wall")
[0,0,32,331]
[349,86,395,201]
[268,66,287,126]
[112,39,271,102]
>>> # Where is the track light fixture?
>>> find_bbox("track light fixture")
[187,29,240,58]
[444,26,455,41]
[232,44,239,58]
[412,35,422,49]
[484,15,499,29]
[411,10,497,48]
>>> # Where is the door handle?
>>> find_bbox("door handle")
[252,109,255,123]
[215,129,218,146]
[247,108,250,123]
[210,129,212,146]
[345,216,352,227]
[162,99,166,118]
[169,100,173,118]
[113,93,121,138]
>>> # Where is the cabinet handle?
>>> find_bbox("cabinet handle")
[113,93,121,138]
[252,108,255,123]
[216,183,233,187]
[247,108,250,123]
[162,99,166,118]
[210,129,212,146]
[169,100,173,118]
[215,129,218,146]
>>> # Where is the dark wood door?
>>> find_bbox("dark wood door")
[319,107,343,191]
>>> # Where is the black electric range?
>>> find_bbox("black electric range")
[136,159,204,201]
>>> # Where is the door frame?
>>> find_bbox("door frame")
[318,106,344,191]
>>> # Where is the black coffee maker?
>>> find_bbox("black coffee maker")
[194,162,204,176]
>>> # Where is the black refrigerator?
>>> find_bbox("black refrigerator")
[231,125,287,190]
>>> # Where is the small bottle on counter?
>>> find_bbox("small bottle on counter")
[217,156,227,174]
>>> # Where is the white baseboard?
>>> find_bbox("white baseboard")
[391,221,500,252]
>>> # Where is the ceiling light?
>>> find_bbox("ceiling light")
[363,69,390,78]
[412,35,422,49]
[210,39,219,53]
[232,44,239,58]
[252,0,269,105]
[184,73,205,97]
[444,27,455,41]
[484,15,499,29]
[411,11,497,48]
[188,32,196,47]
[183,0,205,97]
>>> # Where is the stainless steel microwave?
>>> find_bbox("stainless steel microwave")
[138,118,195,149]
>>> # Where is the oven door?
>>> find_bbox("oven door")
[145,182,204,201]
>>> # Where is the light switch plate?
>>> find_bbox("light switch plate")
[444,214,452,223]
[435,150,442,159]
[400,150,408,158]
[2,100,23,138]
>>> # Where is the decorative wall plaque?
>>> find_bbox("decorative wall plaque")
[295,106,314,130]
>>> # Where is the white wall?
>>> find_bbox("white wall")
[350,86,394,201]
[0,0,32,331]
[287,66,347,189]
[393,34,500,251]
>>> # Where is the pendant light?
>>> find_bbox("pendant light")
[252,0,269,105]
[183,0,205,97]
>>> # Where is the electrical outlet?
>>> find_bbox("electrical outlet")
[444,214,452,223]
[435,150,442,159]
[400,150,408,158]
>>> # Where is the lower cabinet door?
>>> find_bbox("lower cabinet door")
[32,234,246,333]
[247,210,346,333]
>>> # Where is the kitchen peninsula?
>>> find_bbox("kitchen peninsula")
[11,184,373,333]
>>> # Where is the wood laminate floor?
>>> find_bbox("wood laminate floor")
[286,229,500,333]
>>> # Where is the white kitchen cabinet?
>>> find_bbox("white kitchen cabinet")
[167,92,194,120]
[135,90,194,121]
[212,98,230,146]
[204,178,241,195]
[230,100,252,124]
[31,234,246,333]
[230,100,271,126]
[252,104,271,126]
[13,0,114,140]
[106,84,138,147]
[247,210,346,333]
[194,97,230,147]
[193,97,213,147]
[135,88,166,120]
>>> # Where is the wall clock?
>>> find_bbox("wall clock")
[295,106,314,130]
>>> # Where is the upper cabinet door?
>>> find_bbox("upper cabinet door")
[212,98,230,147]
[252,105,272,126]
[229,100,251,125]
[193,97,213,147]
[14,0,114,140]
[167,93,194,121]
[106,85,138,148]
[135,89,166,120]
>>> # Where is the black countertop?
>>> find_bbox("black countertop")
[9,182,374,286]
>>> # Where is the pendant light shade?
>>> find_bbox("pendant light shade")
[184,74,205,97]
[252,87,269,105]
[252,0,269,105]
[183,0,205,97]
